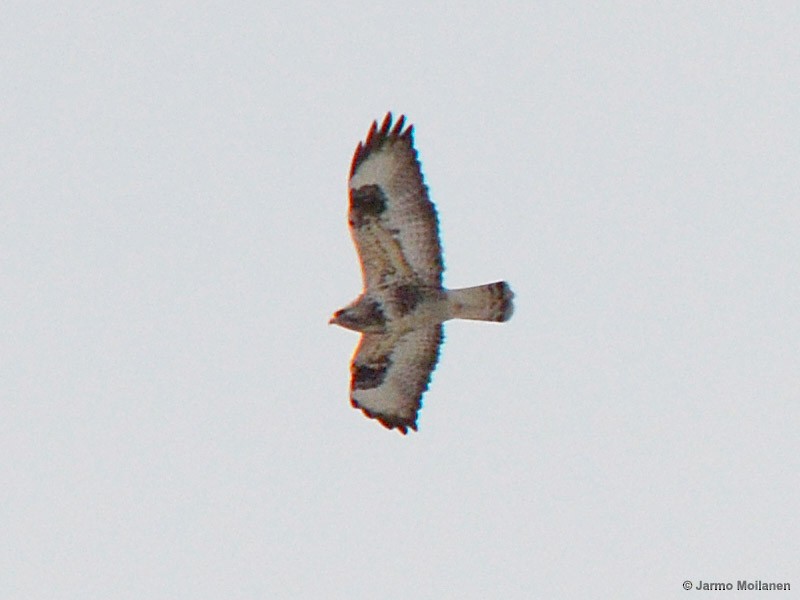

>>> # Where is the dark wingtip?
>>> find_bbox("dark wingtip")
[349,112,414,178]
[378,415,417,435]
[350,398,418,435]
[374,410,418,434]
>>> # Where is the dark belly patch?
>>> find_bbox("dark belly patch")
[394,284,423,316]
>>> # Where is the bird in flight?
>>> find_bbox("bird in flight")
[330,113,514,433]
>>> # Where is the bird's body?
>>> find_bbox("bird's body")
[330,114,514,433]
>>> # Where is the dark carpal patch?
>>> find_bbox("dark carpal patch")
[349,185,387,227]
[394,284,423,315]
[352,358,390,390]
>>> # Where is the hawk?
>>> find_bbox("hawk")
[330,113,514,433]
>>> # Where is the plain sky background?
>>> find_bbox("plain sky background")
[2,3,798,599]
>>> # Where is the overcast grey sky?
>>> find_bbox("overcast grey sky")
[2,3,798,599]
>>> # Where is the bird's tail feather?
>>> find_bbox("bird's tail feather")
[447,281,514,322]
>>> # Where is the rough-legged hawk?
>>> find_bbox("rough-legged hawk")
[330,113,514,433]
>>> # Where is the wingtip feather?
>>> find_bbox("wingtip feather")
[350,112,415,178]
[351,398,418,435]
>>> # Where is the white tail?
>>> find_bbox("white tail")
[447,281,514,322]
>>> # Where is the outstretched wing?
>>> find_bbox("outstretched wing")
[348,113,444,290]
[350,325,443,434]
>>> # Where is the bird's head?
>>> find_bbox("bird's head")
[329,298,386,333]
[328,308,346,326]
[329,306,363,331]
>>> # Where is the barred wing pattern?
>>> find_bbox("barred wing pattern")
[350,326,443,434]
[348,114,444,289]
